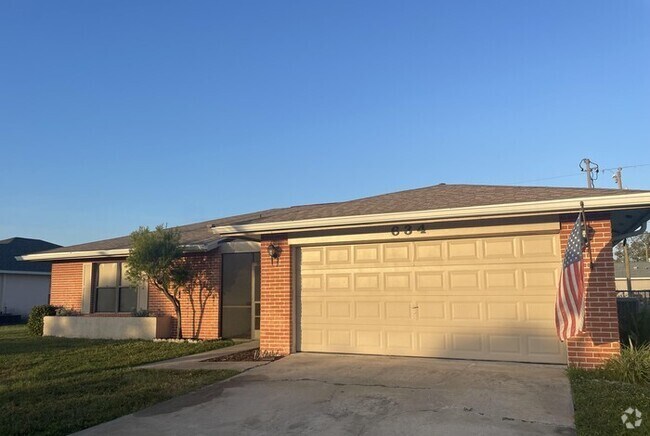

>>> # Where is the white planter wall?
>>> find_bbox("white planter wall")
[43,316,172,340]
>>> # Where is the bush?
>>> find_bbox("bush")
[27,305,57,336]
[55,307,79,316]
[132,309,150,317]
[603,342,650,384]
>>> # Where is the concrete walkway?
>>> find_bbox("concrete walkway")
[139,340,265,371]
[79,353,575,436]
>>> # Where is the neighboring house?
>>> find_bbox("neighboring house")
[20,184,650,369]
[615,261,650,292]
[1,237,61,317]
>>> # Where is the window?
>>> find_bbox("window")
[94,262,137,313]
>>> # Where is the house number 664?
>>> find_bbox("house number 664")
[390,224,426,236]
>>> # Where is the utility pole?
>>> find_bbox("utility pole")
[614,167,634,296]
[579,158,599,188]
[613,167,623,190]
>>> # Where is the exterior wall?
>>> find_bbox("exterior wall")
[561,213,621,369]
[0,273,51,317]
[50,262,84,310]
[615,278,650,292]
[148,251,221,339]
[48,252,221,339]
[260,235,292,355]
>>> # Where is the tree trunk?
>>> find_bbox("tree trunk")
[174,299,182,339]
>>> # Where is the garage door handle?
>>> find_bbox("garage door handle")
[412,306,419,309]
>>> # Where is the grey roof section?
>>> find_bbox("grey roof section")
[0,237,61,272]
[615,262,650,279]
[32,184,650,257]
[227,184,649,224]
[38,210,284,255]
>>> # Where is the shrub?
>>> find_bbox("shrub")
[55,307,79,316]
[132,309,150,317]
[27,305,57,336]
[603,342,650,384]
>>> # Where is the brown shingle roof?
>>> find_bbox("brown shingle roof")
[35,184,649,255]
[226,184,649,224]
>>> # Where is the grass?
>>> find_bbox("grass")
[569,367,650,435]
[0,325,238,435]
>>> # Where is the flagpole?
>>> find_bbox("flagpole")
[579,201,595,270]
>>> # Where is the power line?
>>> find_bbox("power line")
[601,163,650,172]
[518,162,650,185]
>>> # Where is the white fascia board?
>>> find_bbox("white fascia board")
[18,241,220,262]
[17,248,132,262]
[212,192,650,236]
[0,270,51,276]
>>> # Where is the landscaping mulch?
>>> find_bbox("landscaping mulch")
[205,348,283,362]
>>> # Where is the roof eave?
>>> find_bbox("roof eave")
[18,239,222,262]
[212,192,650,236]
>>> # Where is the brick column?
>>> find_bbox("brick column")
[561,213,621,368]
[260,235,292,355]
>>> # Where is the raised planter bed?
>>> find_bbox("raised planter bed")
[43,315,172,340]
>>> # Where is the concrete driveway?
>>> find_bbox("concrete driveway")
[78,353,575,436]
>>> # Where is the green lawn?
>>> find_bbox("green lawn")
[0,325,238,435]
[569,368,650,435]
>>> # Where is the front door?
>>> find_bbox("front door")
[222,252,261,339]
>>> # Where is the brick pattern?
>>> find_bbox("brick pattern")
[260,235,292,355]
[561,213,621,368]
[49,252,221,340]
[49,262,83,310]
[148,252,221,339]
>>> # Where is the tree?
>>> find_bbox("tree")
[183,265,218,339]
[614,232,650,263]
[126,225,191,339]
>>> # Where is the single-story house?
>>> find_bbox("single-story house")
[20,184,650,368]
[615,261,650,292]
[1,237,61,317]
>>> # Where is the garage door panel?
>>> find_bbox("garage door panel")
[325,246,351,264]
[384,272,411,291]
[299,235,566,364]
[414,242,444,261]
[448,240,480,260]
[353,245,381,263]
[325,274,351,291]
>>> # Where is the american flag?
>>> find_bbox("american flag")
[555,215,586,342]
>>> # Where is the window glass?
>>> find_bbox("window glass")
[119,288,137,312]
[94,262,138,313]
[96,288,117,312]
[120,263,133,287]
[97,263,118,287]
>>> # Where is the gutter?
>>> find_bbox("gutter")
[0,270,51,276]
[18,239,222,262]
[212,192,650,236]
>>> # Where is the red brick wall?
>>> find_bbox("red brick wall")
[49,262,83,310]
[561,213,621,368]
[148,252,221,339]
[49,252,221,340]
[260,235,292,355]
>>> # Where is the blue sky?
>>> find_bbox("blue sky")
[1,1,649,246]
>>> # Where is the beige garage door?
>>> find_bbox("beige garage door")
[298,234,566,364]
